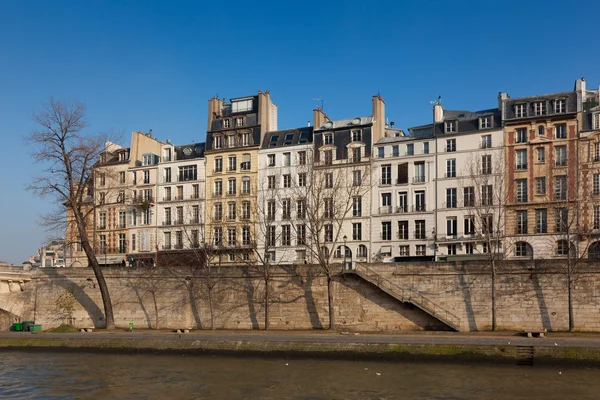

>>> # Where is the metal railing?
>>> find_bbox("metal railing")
[347,263,461,331]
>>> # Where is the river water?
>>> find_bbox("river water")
[1,351,599,399]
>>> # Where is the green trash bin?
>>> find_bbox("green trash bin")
[29,325,42,332]
[22,321,35,332]
[12,322,23,332]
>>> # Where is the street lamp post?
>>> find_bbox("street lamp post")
[343,235,348,270]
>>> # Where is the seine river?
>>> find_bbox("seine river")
[1,351,600,399]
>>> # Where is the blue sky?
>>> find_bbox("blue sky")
[1,0,598,263]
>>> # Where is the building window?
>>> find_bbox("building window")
[241,132,251,146]
[325,173,333,188]
[119,211,126,228]
[515,128,527,143]
[283,152,291,166]
[535,177,546,195]
[481,155,492,174]
[298,151,306,165]
[267,175,275,189]
[378,147,385,158]
[99,212,106,229]
[446,217,457,238]
[131,234,136,251]
[481,135,492,149]
[392,145,399,157]
[534,101,546,116]
[538,125,545,136]
[398,221,409,240]
[555,176,567,200]
[266,226,276,247]
[446,139,456,152]
[241,201,250,220]
[325,224,334,242]
[353,170,361,187]
[381,165,391,185]
[594,113,600,130]
[99,235,107,253]
[554,99,566,114]
[515,242,530,257]
[481,185,493,206]
[415,220,426,239]
[143,170,150,184]
[240,154,251,170]
[324,150,333,165]
[535,209,547,233]
[324,132,333,145]
[556,207,568,233]
[555,124,567,139]
[227,202,236,220]
[298,173,307,187]
[516,149,527,170]
[423,142,430,154]
[179,165,197,181]
[227,228,236,246]
[479,116,491,129]
[399,245,410,256]
[414,191,426,212]
[446,159,456,178]
[398,192,408,213]
[416,245,426,256]
[536,147,545,163]
[516,179,528,203]
[282,198,291,220]
[445,121,457,133]
[214,203,223,221]
[406,144,414,156]
[594,173,600,195]
[227,135,236,148]
[267,154,275,167]
[515,104,526,118]
[381,222,392,241]
[214,180,223,196]
[324,198,334,219]
[283,174,292,188]
[556,240,570,256]
[119,171,126,184]
[267,200,276,221]
[352,223,362,241]
[241,177,250,194]
[516,210,528,234]
[296,224,306,245]
[358,244,368,257]
[223,119,231,129]
[481,214,493,235]
[296,199,306,219]
[228,156,237,171]
[352,196,362,217]
[464,216,475,235]
[464,186,475,207]
[446,188,457,208]
[214,135,222,149]
[594,205,600,230]
[351,129,362,142]
[236,117,244,127]
[554,146,567,167]
[281,225,291,246]
[228,178,236,195]
[465,243,474,254]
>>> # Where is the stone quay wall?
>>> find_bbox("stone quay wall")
[1,260,599,332]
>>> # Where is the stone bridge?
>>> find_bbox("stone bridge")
[0,266,33,329]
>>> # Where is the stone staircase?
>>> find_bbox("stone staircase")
[342,264,461,331]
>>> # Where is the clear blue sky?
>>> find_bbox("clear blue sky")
[1,0,598,264]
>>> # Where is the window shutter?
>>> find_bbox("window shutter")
[397,163,408,184]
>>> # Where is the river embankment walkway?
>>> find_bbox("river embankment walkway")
[2,330,600,364]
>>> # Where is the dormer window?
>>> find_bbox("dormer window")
[283,133,294,146]
[479,116,491,129]
[214,135,222,149]
[351,129,362,142]
[163,148,172,162]
[142,153,156,166]
[324,132,333,145]
[594,113,600,130]
[227,135,236,148]
[241,132,251,146]
[515,104,526,118]
[223,119,231,129]
[554,99,566,114]
[444,120,457,133]
[269,135,279,147]
[236,117,244,127]
[534,101,546,116]
[119,151,128,161]
[232,99,252,113]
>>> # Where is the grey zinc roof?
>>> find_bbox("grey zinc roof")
[314,116,374,131]
[261,126,314,149]
[175,143,205,160]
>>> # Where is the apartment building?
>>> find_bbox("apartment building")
[577,84,600,258]
[204,92,277,265]
[312,96,386,266]
[156,141,206,264]
[432,103,504,261]
[501,81,583,260]
[257,126,313,265]
[126,131,163,267]
[371,127,435,261]
[94,141,131,266]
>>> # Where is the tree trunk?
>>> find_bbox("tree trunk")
[208,287,215,330]
[264,278,270,330]
[80,237,115,329]
[568,259,574,332]
[491,259,496,332]
[327,275,335,330]
[152,292,159,330]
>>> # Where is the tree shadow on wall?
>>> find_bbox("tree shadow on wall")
[458,263,478,331]
[338,275,452,331]
[530,269,553,331]
[279,264,323,329]
[39,269,104,328]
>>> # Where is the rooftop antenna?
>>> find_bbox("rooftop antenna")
[313,98,324,110]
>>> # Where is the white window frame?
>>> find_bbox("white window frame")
[445,120,457,133]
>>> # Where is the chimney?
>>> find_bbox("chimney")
[313,108,327,128]
[576,78,586,112]
[207,96,224,131]
[433,102,444,124]
[498,92,509,121]
[372,95,385,142]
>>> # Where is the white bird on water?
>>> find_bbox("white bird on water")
[376,372,382,376]
[285,363,289,366]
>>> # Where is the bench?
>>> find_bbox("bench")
[525,330,545,338]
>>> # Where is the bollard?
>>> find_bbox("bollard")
[129,322,134,332]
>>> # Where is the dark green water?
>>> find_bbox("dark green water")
[1,351,599,399]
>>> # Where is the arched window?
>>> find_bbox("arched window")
[538,125,545,136]
[334,246,351,259]
[515,241,533,257]
[357,245,368,258]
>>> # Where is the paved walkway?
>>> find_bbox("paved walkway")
[2,330,600,348]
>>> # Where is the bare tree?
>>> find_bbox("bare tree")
[459,150,507,331]
[287,153,372,329]
[27,98,116,329]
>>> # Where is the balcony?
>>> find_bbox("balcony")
[412,205,427,212]
[442,201,457,209]
[162,220,172,226]
[554,160,567,167]
[189,218,200,225]
[380,233,392,240]
[227,214,236,221]
[379,206,393,214]
[240,215,250,221]
[444,172,457,178]
[173,219,184,226]
[190,194,200,200]
[162,196,172,202]
[213,192,223,197]
[480,142,492,149]
[413,231,428,240]
[162,244,171,250]
[227,167,237,172]
[213,168,223,173]
[379,180,392,186]
[282,213,291,220]
[412,176,426,184]
[212,215,222,222]
[397,232,409,240]
[516,164,528,171]
[174,243,184,250]
[227,191,237,196]
[396,178,408,185]
[396,206,408,213]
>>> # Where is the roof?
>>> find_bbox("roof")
[407,108,501,137]
[314,116,374,131]
[261,127,313,149]
[175,143,205,160]
[503,91,578,120]
[444,108,498,121]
